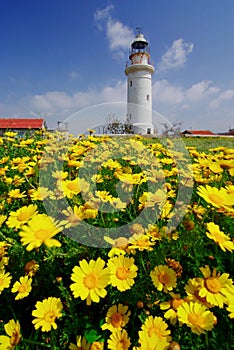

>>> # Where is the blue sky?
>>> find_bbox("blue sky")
[0,0,234,132]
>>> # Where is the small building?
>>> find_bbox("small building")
[218,128,234,136]
[0,118,45,136]
[181,129,216,137]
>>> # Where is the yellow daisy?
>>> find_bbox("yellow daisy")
[140,316,171,342]
[150,265,177,293]
[197,185,234,208]
[160,293,185,325]
[70,258,110,305]
[102,304,131,331]
[8,189,26,199]
[138,331,170,350]
[11,276,32,300]
[19,214,62,251]
[107,329,130,350]
[108,255,138,292]
[90,342,104,350]
[184,278,213,308]
[69,335,90,350]
[128,233,155,252]
[32,297,63,332]
[0,270,12,294]
[226,304,234,319]
[177,301,216,335]
[199,265,234,308]
[0,319,22,349]
[6,204,38,229]
[0,214,7,226]
[206,222,234,252]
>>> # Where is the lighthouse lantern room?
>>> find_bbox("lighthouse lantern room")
[125,32,154,134]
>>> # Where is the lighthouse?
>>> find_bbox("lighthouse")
[125,32,154,134]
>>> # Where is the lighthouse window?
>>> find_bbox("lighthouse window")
[130,81,132,87]
[146,94,149,101]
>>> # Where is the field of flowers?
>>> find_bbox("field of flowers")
[0,130,233,350]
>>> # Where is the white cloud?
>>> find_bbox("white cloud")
[158,38,194,72]
[186,80,219,101]
[152,80,184,104]
[94,5,133,59]
[209,89,234,108]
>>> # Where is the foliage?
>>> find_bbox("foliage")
[0,130,233,350]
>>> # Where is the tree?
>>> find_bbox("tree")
[161,121,182,137]
[104,113,133,134]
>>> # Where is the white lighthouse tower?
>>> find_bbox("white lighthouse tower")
[125,32,154,134]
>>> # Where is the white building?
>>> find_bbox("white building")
[125,33,155,134]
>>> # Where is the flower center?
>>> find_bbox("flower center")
[34,229,49,240]
[148,326,162,339]
[116,267,129,280]
[208,194,224,205]
[117,340,128,350]
[111,312,123,327]
[171,298,184,310]
[44,311,56,323]
[84,273,97,289]
[67,182,79,191]
[188,313,204,327]
[18,212,30,222]
[205,277,221,293]
[18,284,27,293]
[158,272,170,285]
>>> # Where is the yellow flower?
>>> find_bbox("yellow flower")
[150,265,177,293]
[32,297,63,332]
[69,335,90,350]
[138,189,167,210]
[0,319,22,349]
[140,316,171,342]
[6,205,38,229]
[70,258,110,305]
[107,329,130,350]
[8,189,26,199]
[11,276,32,300]
[199,265,234,308]
[197,185,234,208]
[108,255,138,292]
[206,222,234,252]
[0,270,12,294]
[184,278,213,308]
[138,331,170,350]
[0,215,7,226]
[29,186,55,201]
[226,304,234,319]
[128,233,155,252]
[19,214,62,251]
[90,342,104,350]
[61,178,89,199]
[160,293,185,325]
[102,304,131,331]
[177,301,216,335]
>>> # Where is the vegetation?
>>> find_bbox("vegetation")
[0,130,233,349]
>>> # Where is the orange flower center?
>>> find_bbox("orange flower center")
[158,272,170,285]
[117,339,128,350]
[148,326,162,339]
[188,313,204,327]
[205,277,221,293]
[67,182,79,191]
[116,267,130,280]
[17,212,30,222]
[34,229,49,240]
[44,311,56,323]
[84,273,97,289]
[18,284,27,293]
[171,298,184,310]
[111,312,123,327]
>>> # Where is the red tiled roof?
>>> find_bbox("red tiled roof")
[0,118,44,129]
[182,130,215,135]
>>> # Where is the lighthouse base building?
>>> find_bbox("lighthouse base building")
[125,33,155,135]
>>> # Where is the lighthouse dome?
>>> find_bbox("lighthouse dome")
[131,33,149,50]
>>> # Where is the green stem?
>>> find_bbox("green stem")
[23,338,51,348]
